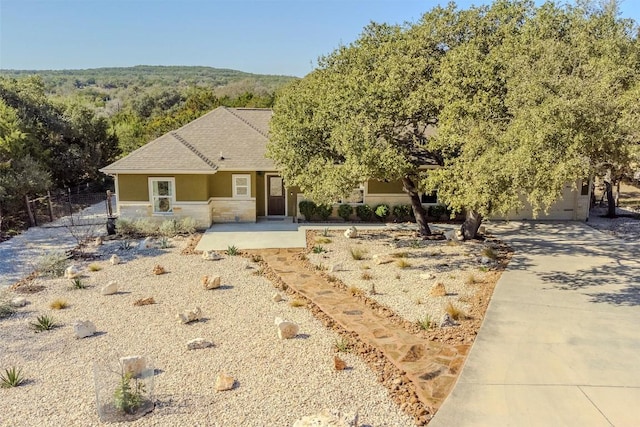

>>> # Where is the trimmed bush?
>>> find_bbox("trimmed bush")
[315,204,333,221]
[337,204,353,221]
[115,219,137,237]
[355,204,374,221]
[299,200,317,221]
[428,204,447,219]
[374,204,390,221]
[392,204,413,222]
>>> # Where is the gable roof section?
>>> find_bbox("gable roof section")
[100,107,275,174]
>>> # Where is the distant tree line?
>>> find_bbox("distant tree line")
[0,66,295,235]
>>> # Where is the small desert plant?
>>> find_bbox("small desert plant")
[113,371,146,415]
[252,267,266,276]
[227,245,239,256]
[337,204,353,221]
[159,219,179,237]
[315,237,332,244]
[465,274,478,285]
[334,337,351,353]
[321,227,330,237]
[445,302,465,321]
[289,299,307,308]
[417,315,432,330]
[326,275,337,283]
[30,314,57,332]
[0,296,15,319]
[299,200,317,221]
[49,299,69,310]
[119,240,133,251]
[70,277,86,289]
[178,217,197,235]
[0,366,25,388]
[315,204,333,221]
[312,245,326,254]
[374,204,390,221]
[355,204,374,221]
[369,283,378,295]
[396,259,411,269]
[133,218,159,236]
[360,272,373,280]
[88,263,102,272]
[409,240,421,249]
[395,274,401,280]
[158,236,171,249]
[349,285,364,296]
[115,218,137,237]
[250,254,262,263]
[314,263,327,271]
[350,247,367,260]
[481,246,498,260]
[478,266,489,272]
[36,251,68,278]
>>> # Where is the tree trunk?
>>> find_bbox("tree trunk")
[402,176,431,236]
[604,180,617,218]
[460,210,483,240]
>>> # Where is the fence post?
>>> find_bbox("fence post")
[67,188,74,226]
[25,195,37,227]
[106,190,113,217]
[47,190,54,222]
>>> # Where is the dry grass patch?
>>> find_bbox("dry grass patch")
[289,299,307,308]
[481,246,498,260]
[465,273,478,285]
[87,263,102,272]
[350,247,367,260]
[349,285,365,297]
[445,301,466,320]
[360,272,373,280]
[315,237,332,244]
[396,259,411,269]
[49,299,69,310]
[391,252,408,258]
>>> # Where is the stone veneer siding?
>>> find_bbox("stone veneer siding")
[209,198,256,223]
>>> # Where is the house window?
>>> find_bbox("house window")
[149,178,175,214]
[233,174,251,198]
[421,190,438,204]
[337,185,365,204]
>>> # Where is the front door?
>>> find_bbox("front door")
[267,175,285,216]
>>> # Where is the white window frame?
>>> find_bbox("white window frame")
[148,177,175,214]
[232,174,251,199]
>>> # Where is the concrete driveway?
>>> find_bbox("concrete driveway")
[430,222,640,427]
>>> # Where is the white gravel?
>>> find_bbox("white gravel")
[0,237,414,427]
[307,229,494,324]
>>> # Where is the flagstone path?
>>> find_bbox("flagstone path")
[261,248,470,411]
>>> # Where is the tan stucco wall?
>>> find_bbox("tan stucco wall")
[118,174,149,201]
[175,175,208,201]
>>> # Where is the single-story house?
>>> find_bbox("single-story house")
[100,107,591,228]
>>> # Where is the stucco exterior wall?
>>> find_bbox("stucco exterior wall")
[117,174,208,202]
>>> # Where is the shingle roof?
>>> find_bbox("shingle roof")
[100,107,275,174]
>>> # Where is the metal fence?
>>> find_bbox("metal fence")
[25,183,114,228]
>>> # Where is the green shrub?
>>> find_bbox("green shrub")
[428,205,447,219]
[30,314,57,332]
[315,204,333,221]
[159,219,179,237]
[0,296,15,319]
[312,245,326,254]
[115,218,136,237]
[337,204,353,221]
[227,245,239,256]
[374,204,390,221]
[178,217,197,234]
[0,366,24,388]
[133,219,159,236]
[392,204,413,222]
[299,200,317,221]
[355,204,374,221]
[36,251,69,278]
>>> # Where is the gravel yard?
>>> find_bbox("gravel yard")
[0,237,413,426]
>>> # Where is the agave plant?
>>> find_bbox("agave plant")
[0,366,25,388]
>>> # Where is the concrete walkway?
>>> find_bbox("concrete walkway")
[430,222,640,427]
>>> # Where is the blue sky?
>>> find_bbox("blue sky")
[1,0,639,77]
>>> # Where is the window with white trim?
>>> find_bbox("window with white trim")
[149,178,175,213]
[233,174,251,198]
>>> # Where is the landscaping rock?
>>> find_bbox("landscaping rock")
[429,282,446,297]
[139,237,154,250]
[94,236,103,246]
[73,320,96,339]
[110,254,120,265]
[277,321,299,339]
[202,275,221,290]
[215,372,235,391]
[374,255,393,265]
[177,306,202,324]
[152,264,166,275]
[334,356,347,371]
[444,229,464,242]
[329,263,344,272]
[440,313,459,328]
[101,281,118,295]
[420,272,436,280]
[272,292,283,302]
[202,250,223,261]
[480,256,493,265]
[343,227,358,239]
[64,265,81,279]
[10,297,27,307]
[187,338,214,350]
[120,355,147,377]
[293,409,359,427]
